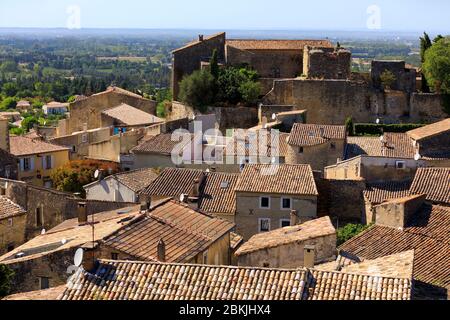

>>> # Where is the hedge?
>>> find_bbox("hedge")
[353,123,425,136]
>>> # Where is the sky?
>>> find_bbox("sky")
[0,0,449,33]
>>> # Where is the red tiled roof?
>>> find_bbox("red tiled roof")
[288,124,346,147]
[410,167,450,204]
[9,136,70,157]
[226,39,333,51]
[101,103,163,126]
[235,164,318,195]
[345,133,415,159]
[0,195,26,219]
[363,180,412,204]
[407,119,450,141]
[131,133,192,155]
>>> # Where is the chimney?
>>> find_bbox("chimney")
[97,169,105,181]
[77,202,87,225]
[157,239,166,262]
[290,210,299,226]
[304,244,315,268]
[140,199,151,212]
[373,194,426,229]
[80,242,98,272]
[198,34,204,42]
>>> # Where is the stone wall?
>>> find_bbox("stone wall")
[263,79,446,125]
[0,213,26,255]
[371,60,416,93]
[0,116,9,152]
[172,33,226,100]
[66,91,156,135]
[303,46,351,79]
[0,149,18,180]
[236,233,336,268]
[315,178,366,223]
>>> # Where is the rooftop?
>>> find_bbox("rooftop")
[103,200,234,263]
[89,86,147,100]
[59,259,411,300]
[410,167,450,204]
[9,136,70,157]
[235,216,335,256]
[2,285,65,300]
[0,206,140,264]
[131,133,192,155]
[84,168,159,193]
[225,130,290,157]
[407,118,450,141]
[345,133,415,159]
[235,164,318,196]
[0,195,26,220]
[288,123,346,147]
[339,204,450,288]
[43,101,69,108]
[101,103,163,127]
[363,180,412,205]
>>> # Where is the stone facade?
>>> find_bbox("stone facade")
[172,33,226,100]
[0,211,26,255]
[0,116,9,152]
[235,191,317,240]
[0,149,18,180]
[371,60,416,93]
[303,46,351,79]
[373,194,426,229]
[62,88,156,135]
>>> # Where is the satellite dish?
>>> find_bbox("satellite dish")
[179,194,185,202]
[61,238,67,245]
[379,136,384,142]
[271,113,276,120]
[414,153,421,161]
[271,157,276,164]
[94,169,100,179]
[375,118,380,124]
[205,168,210,173]
[74,248,83,267]
[41,229,46,235]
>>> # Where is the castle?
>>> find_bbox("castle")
[171,32,447,126]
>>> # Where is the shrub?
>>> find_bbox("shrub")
[337,223,370,246]
[354,123,425,136]
[179,69,215,112]
[0,264,14,297]
[423,37,450,94]
[345,117,355,136]
[380,70,396,89]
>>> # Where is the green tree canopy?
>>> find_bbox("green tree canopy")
[337,223,370,246]
[422,37,450,94]
[0,97,17,110]
[0,264,14,297]
[178,69,216,112]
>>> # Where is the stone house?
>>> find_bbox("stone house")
[57,86,156,136]
[141,167,239,222]
[9,136,70,187]
[339,195,450,299]
[235,216,336,268]
[0,204,140,294]
[98,199,235,266]
[84,168,159,203]
[42,101,69,115]
[16,100,31,112]
[0,195,26,255]
[234,164,318,240]
[0,149,18,180]
[286,123,347,171]
[303,46,352,79]
[100,103,164,134]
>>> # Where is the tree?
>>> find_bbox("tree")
[209,49,219,80]
[345,116,355,136]
[380,70,396,90]
[51,160,120,197]
[178,69,215,111]
[423,37,450,94]
[420,32,433,93]
[337,223,370,246]
[238,81,261,104]
[0,264,14,297]
[2,82,18,97]
[21,116,39,132]
[0,97,17,110]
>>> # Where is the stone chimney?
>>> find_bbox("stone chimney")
[290,210,299,226]
[157,239,166,262]
[198,35,204,42]
[374,194,426,229]
[304,244,315,268]
[80,242,98,272]
[77,202,87,225]
[140,199,151,212]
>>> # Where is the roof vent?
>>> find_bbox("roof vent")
[198,34,204,42]
[157,239,166,262]
[220,181,229,189]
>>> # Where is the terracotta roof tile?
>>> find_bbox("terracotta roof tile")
[345,133,415,159]
[288,124,346,147]
[225,130,290,157]
[235,217,335,256]
[101,103,163,126]
[9,136,70,157]
[131,133,192,155]
[59,260,411,300]
[226,39,333,51]
[0,195,26,219]
[410,167,450,204]
[143,167,205,197]
[235,164,318,195]
[363,180,412,204]
[339,204,450,288]
[407,119,450,141]
[85,168,159,193]
[2,285,65,300]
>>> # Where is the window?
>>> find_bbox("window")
[81,133,88,143]
[7,243,14,252]
[23,158,31,171]
[8,218,13,227]
[260,196,270,209]
[43,155,52,170]
[258,218,270,232]
[396,161,406,169]
[71,145,76,153]
[39,277,50,290]
[298,147,304,154]
[281,198,291,210]
[36,207,43,227]
[111,252,119,260]
[280,219,291,228]
[262,262,270,268]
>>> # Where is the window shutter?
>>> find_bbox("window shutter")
[19,159,24,171]
[30,157,35,171]
[42,156,47,170]
[51,156,55,169]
